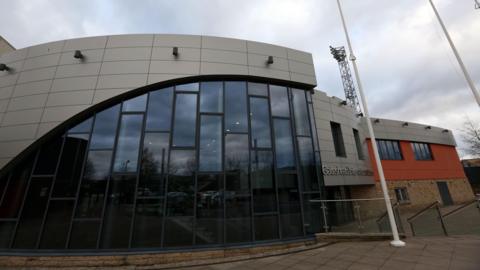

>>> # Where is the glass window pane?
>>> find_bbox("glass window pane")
[308,103,319,151]
[298,137,318,191]
[292,89,310,136]
[330,122,346,157]
[176,83,199,92]
[172,94,197,147]
[33,137,63,175]
[353,129,364,160]
[113,114,144,173]
[269,85,289,117]
[254,215,279,241]
[250,97,272,148]
[166,150,195,216]
[378,140,387,159]
[386,141,395,159]
[196,174,223,245]
[90,105,120,149]
[0,221,15,248]
[199,115,222,172]
[122,94,147,112]
[225,134,249,174]
[248,82,268,96]
[13,178,52,249]
[146,88,173,131]
[0,159,33,219]
[303,193,323,234]
[0,175,7,203]
[53,134,89,198]
[273,119,295,170]
[251,151,276,213]
[69,220,100,249]
[76,150,112,218]
[39,200,74,249]
[225,174,251,218]
[132,198,163,248]
[226,218,251,244]
[164,150,195,247]
[226,173,251,243]
[139,133,169,197]
[225,82,247,132]
[100,175,136,249]
[68,117,93,133]
[278,174,302,238]
[164,217,193,247]
[419,144,425,159]
[200,82,223,113]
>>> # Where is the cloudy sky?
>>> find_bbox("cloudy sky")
[1,0,478,157]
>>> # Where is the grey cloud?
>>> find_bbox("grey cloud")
[1,0,478,157]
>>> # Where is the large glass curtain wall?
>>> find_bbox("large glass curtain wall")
[0,80,323,251]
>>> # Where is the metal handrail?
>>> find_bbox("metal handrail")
[376,202,399,223]
[443,199,480,218]
[407,201,439,222]
[407,201,448,236]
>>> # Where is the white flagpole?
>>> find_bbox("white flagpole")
[429,0,480,107]
[336,0,405,247]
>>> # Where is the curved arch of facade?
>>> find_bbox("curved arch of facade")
[0,78,324,252]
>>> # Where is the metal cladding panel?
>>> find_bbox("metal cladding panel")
[311,89,458,187]
[312,90,375,186]
[363,118,457,146]
[0,34,317,170]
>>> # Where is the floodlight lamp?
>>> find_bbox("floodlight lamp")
[0,63,9,71]
[267,56,274,64]
[74,50,84,59]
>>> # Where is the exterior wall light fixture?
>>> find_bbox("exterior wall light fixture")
[374,119,380,123]
[74,50,84,59]
[402,122,409,127]
[425,126,432,129]
[339,100,347,106]
[0,63,10,71]
[356,113,364,117]
[172,47,179,57]
[267,56,274,65]
[442,129,449,133]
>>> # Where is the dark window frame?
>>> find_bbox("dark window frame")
[352,129,364,160]
[411,142,433,161]
[330,122,346,158]
[394,187,410,204]
[377,139,403,160]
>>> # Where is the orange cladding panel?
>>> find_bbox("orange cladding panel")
[366,140,466,181]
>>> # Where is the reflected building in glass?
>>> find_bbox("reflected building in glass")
[0,79,323,250]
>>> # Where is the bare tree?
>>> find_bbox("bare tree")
[461,118,480,157]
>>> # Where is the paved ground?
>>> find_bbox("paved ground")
[182,236,480,270]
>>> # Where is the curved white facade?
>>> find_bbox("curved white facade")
[0,34,317,169]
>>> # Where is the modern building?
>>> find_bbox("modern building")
[0,36,15,56]
[0,34,474,252]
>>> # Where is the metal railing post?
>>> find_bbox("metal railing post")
[353,201,363,233]
[321,201,329,233]
[436,204,449,236]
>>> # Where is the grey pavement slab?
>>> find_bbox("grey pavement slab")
[175,236,480,270]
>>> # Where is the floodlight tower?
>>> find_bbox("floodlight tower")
[330,46,362,114]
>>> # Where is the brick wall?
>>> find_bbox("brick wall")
[350,178,475,213]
